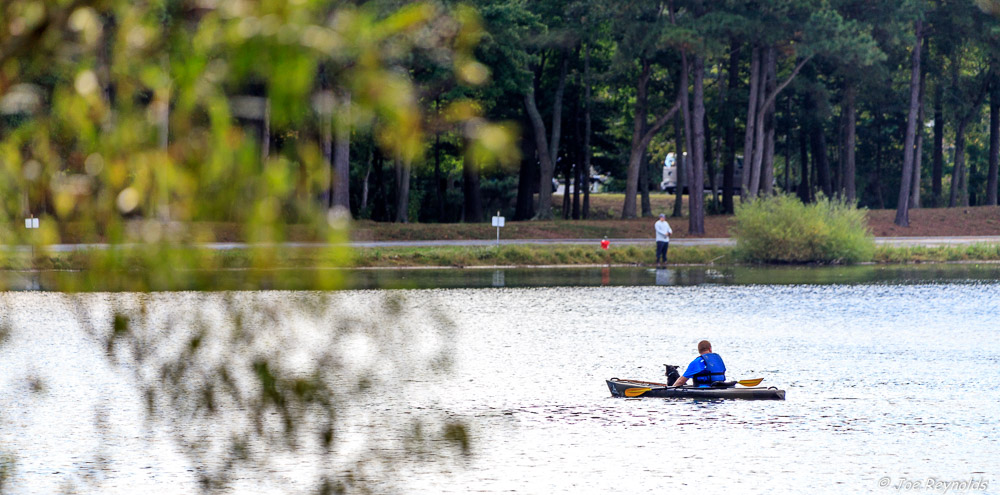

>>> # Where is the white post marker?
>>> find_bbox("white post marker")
[491,211,505,247]
[25,216,39,261]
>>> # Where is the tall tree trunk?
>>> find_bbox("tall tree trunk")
[563,163,572,219]
[572,102,582,220]
[549,51,569,168]
[873,110,885,209]
[462,140,483,222]
[708,60,724,207]
[260,96,270,162]
[811,117,830,198]
[573,158,582,219]
[944,50,990,207]
[681,51,694,207]
[804,89,828,199]
[523,50,568,221]
[321,92,333,208]
[689,56,706,234]
[748,49,768,196]
[950,122,967,207]
[748,47,772,196]
[705,105,717,207]
[742,46,761,195]
[798,107,811,204]
[722,42,739,212]
[932,84,944,207]
[434,99,446,220]
[623,59,652,219]
[97,12,117,127]
[583,44,593,219]
[910,59,927,210]
[911,122,924,209]
[623,58,682,219]
[157,66,171,220]
[372,149,387,221]
[332,91,351,214]
[514,115,538,220]
[895,20,923,227]
[434,132,446,220]
[523,88,556,220]
[830,105,847,199]
[749,49,812,197]
[360,147,372,215]
[760,52,777,196]
[640,152,651,217]
[988,85,1000,206]
[673,113,685,218]
[843,83,857,204]
[784,96,793,193]
[394,158,410,223]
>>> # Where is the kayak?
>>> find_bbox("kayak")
[607,378,786,400]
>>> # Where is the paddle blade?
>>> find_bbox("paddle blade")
[737,378,764,387]
[623,387,652,397]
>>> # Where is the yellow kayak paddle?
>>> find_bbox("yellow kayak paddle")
[623,387,652,397]
[624,379,763,397]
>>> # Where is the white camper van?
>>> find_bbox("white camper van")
[660,153,744,195]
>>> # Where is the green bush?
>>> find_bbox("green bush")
[733,195,875,264]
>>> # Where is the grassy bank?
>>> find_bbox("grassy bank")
[351,244,732,267]
[356,243,1000,267]
[7,242,1000,273]
[872,243,1000,263]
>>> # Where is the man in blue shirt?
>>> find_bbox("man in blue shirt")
[671,340,726,387]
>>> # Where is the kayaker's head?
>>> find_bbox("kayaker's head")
[698,340,712,355]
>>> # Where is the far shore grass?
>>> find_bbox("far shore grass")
[5,242,1000,272]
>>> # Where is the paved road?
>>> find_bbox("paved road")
[16,235,1000,252]
[347,236,1000,248]
[5,235,1000,253]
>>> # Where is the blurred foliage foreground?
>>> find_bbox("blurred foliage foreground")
[0,291,469,493]
[0,0,508,492]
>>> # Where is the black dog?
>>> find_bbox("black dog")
[663,364,680,386]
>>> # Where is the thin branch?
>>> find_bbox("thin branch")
[641,99,682,146]
[759,54,814,114]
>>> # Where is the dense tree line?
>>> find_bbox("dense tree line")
[4,1,1000,234]
[353,0,999,231]
[383,0,1000,231]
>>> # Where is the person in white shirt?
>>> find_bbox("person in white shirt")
[654,213,673,265]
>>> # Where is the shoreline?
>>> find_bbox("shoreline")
[4,236,1000,271]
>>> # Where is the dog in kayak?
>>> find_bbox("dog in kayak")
[664,364,680,386]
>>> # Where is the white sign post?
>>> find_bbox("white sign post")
[491,211,505,247]
[25,216,39,261]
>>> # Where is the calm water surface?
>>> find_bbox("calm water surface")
[0,266,998,494]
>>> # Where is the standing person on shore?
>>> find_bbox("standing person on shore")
[654,213,673,266]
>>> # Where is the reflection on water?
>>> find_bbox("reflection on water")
[353,263,1000,290]
[5,263,1000,292]
[1,271,999,494]
[655,267,672,285]
[491,269,504,287]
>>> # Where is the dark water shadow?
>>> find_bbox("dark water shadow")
[3,263,1000,292]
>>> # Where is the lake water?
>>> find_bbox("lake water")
[0,265,998,494]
